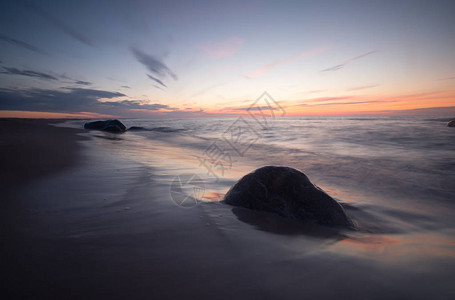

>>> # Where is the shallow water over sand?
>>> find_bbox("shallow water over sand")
[56,116,455,298]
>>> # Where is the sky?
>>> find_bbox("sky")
[0,0,454,118]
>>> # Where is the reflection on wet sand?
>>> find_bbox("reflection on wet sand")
[231,206,346,239]
[202,191,225,202]
[337,232,455,260]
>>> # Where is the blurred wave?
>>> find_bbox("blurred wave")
[63,116,455,232]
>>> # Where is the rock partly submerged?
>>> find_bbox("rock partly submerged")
[84,119,127,133]
[124,126,183,132]
[223,166,355,228]
[128,126,146,131]
[447,119,455,127]
[84,121,183,133]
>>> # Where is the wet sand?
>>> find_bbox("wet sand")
[1,119,454,299]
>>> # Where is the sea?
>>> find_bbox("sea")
[57,115,455,298]
[63,115,455,209]
[61,115,455,233]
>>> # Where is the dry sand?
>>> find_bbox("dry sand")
[0,119,87,192]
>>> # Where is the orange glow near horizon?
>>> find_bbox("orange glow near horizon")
[209,90,455,117]
[1,90,454,119]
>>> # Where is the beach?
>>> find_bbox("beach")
[1,118,455,299]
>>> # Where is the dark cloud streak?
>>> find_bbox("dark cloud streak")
[347,85,379,91]
[300,100,386,106]
[74,80,92,86]
[23,1,92,46]
[60,74,92,85]
[0,87,124,112]
[0,34,46,54]
[147,74,167,87]
[102,100,172,111]
[153,85,166,91]
[131,47,177,88]
[231,106,281,111]
[1,66,58,80]
[321,51,376,72]
[0,87,175,114]
[321,64,344,72]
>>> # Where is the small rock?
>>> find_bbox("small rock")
[84,119,127,133]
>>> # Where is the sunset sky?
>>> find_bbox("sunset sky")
[0,0,454,118]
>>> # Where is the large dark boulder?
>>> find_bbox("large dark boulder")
[447,119,455,127]
[223,166,354,228]
[84,119,127,133]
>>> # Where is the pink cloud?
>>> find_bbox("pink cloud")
[245,46,330,78]
[199,37,244,59]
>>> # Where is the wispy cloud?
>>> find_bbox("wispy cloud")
[147,74,167,88]
[378,106,455,116]
[2,66,94,85]
[24,2,92,46]
[153,85,167,91]
[131,47,177,79]
[121,85,131,89]
[347,85,379,91]
[390,91,444,100]
[228,105,282,111]
[60,74,93,86]
[131,47,177,88]
[101,100,174,111]
[321,51,375,72]
[310,100,386,106]
[321,64,344,72]
[296,95,388,107]
[0,34,46,54]
[74,80,92,86]
[199,37,244,59]
[348,51,377,61]
[246,47,329,78]
[297,91,452,109]
[1,66,58,80]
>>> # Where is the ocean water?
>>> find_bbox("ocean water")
[63,115,455,232]
[65,116,455,208]
[58,116,455,298]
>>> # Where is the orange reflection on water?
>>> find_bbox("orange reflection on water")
[340,235,400,253]
[337,233,455,260]
[201,191,225,202]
